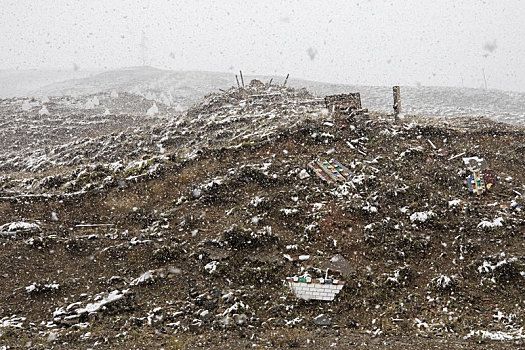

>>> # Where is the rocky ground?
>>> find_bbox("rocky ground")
[0,82,524,349]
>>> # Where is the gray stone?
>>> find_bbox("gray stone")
[313,314,331,327]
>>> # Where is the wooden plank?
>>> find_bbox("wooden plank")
[393,86,401,118]
[308,162,334,184]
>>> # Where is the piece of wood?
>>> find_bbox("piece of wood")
[283,73,289,87]
[308,162,334,184]
[393,86,401,119]
[235,75,240,88]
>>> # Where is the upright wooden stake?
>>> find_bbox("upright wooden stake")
[235,75,240,88]
[239,70,245,87]
[283,73,290,87]
[393,86,401,121]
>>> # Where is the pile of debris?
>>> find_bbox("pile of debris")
[464,156,495,195]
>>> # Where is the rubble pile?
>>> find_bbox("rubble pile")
[0,84,524,348]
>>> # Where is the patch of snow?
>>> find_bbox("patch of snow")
[130,270,155,286]
[410,210,434,222]
[478,217,504,229]
[205,261,219,274]
[478,257,517,274]
[465,328,525,340]
[0,315,26,329]
[0,221,40,232]
[76,289,128,314]
[280,208,298,215]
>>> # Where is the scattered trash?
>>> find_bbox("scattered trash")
[298,169,310,179]
[464,157,495,195]
[308,159,353,184]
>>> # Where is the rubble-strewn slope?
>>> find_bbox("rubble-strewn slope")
[30,66,525,126]
[0,83,524,349]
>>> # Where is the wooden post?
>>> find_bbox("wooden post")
[235,75,240,88]
[393,86,401,121]
[283,73,290,87]
[239,70,245,87]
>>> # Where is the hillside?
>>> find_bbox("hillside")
[0,83,524,349]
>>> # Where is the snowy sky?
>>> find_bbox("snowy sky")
[1,0,524,91]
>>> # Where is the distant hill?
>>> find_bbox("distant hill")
[0,69,97,98]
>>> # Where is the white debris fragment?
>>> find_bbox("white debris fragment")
[147,103,159,116]
[21,100,32,111]
[76,290,128,314]
[477,217,503,229]
[298,169,310,179]
[298,255,310,261]
[448,199,461,207]
[25,283,37,293]
[84,99,95,109]
[431,275,454,289]
[130,270,155,286]
[414,318,429,329]
[39,105,50,116]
